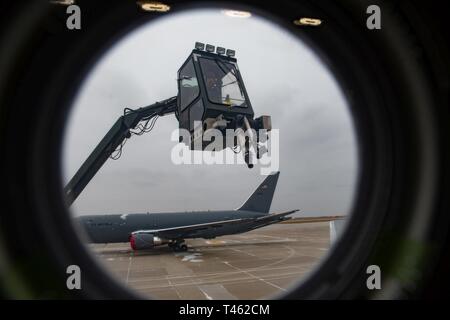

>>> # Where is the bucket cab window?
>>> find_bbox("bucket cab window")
[199,57,247,108]
[178,59,199,111]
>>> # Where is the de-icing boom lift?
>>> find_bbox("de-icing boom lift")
[64,42,272,205]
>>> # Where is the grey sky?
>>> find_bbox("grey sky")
[63,9,358,217]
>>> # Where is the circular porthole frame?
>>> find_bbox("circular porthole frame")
[0,0,448,299]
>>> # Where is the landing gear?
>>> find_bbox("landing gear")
[169,240,188,252]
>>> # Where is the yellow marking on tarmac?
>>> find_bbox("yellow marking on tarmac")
[205,240,227,245]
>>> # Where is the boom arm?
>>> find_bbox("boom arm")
[64,96,177,206]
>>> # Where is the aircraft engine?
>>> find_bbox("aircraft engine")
[129,233,167,250]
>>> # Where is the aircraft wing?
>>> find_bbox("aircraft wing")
[132,217,254,239]
[257,210,299,222]
[132,210,300,240]
[251,210,299,228]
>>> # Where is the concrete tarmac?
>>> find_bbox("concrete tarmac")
[89,222,330,299]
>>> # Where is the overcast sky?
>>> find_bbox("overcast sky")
[62,9,358,218]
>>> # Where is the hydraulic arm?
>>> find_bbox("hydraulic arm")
[64,96,177,206]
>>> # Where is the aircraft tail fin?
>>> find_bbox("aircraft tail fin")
[238,172,280,213]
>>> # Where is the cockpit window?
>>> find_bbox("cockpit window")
[199,58,247,107]
[179,59,199,111]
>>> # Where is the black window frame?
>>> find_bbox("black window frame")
[178,58,200,111]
